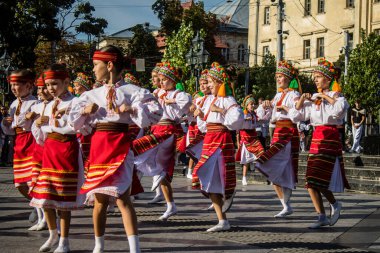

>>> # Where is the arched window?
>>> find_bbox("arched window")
[221,43,230,61]
[238,44,245,62]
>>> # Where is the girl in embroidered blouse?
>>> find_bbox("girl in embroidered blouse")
[29,64,82,253]
[289,58,350,229]
[192,62,244,232]
[69,46,161,253]
[255,60,301,218]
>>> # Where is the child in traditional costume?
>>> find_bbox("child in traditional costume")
[69,45,162,253]
[27,74,54,231]
[192,62,244,232]
[29,64,85,253]
[255,60,301,218]
[1,69,38,226]
[236,95,265,186]
[289,58,350,229]
[133,62,191,221]
[184,70,210,174]
[147,64,166,204]
[72,73,93,172]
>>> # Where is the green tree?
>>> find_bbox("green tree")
[182,1,220,63]
[250,54,277,100]
[345,31,380,114]
[126,25,160,58]
[125,24,162,90]
[0,0,107,68]
[163,22,194,74]
[152,0,183,35]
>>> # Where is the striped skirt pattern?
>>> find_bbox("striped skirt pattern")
[256,120,299,183]
[81,128,130,194]
[30,134,81,210]
[235,129,265,162]
[192,124,236,199]
[13,131,36,187]
[306,125,350,190]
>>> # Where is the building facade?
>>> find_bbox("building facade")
[210,0,249,67]
[248,0,380,68]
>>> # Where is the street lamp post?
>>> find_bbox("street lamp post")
[0,48,12,105]
[186,31,210,92]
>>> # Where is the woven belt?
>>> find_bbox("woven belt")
[47,132,76,142]
[157,119,177,126]
[206,123,228,133]
[14,127,26,134]
[275,120,296,128]
[96,122,129,132]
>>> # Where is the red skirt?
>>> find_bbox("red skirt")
[235,129,264,162]
[133,123,182,181]
[30,134,79,202]
[81,128,131,194]
[77,132,92,175]
[256,120,299,183]
[29,143,44,191]
[192,124,236,199]
[13,131,35,186]
[178,122,203,153]
[306,126,350,190]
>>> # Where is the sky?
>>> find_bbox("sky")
[83,0,226,37]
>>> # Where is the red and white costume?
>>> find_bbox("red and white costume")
[133,89,191,181]
[192,95,244,199]
[289,90,350,192]
[235,111,264,164]
[69,80,162,205]
[30,92,85,210]
[255,89,300,190]
[1,95,37,187]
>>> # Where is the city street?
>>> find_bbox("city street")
[0,167,379,253]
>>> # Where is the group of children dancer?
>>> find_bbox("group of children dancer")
[2,44,350,252]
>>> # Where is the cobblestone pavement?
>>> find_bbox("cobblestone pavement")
[0,167,380,253]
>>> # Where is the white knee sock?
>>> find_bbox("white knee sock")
[94,235,104,250]
[36,208,43,223]
[128,235,141,253]
[282,187,292,207]
[156,185,163,197]
[58,237,69,247]
[40,229,58,250]
[167,202,176,212]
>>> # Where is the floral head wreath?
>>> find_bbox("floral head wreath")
[314,58,341,92]
[276,60,302,93]
[153,62,163,73]
[124,73,140,86]
[208,62,233,97]
[242,95,255,114]
[158,62,185,91]
[73,72,91,91]
[199,69,208,82]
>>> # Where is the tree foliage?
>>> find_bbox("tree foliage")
[345,31,380,114]
[126,25,160,59]
[152,0,183,35]
[124,24,162,90]
[182,1,220,63]
[249,54,277,100]
[163,22,194,73]
[0,0,107,68]
[34,38,92,77]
